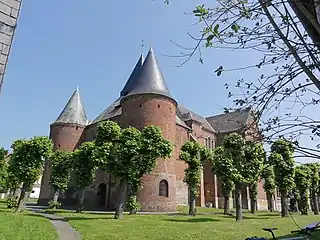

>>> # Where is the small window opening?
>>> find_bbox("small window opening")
[159,180,169,197]
[139,104,142,108]
[158,104,161,108]
[58,144,61,148]
[76,126,79,130]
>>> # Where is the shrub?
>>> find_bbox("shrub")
[6,196,18,209]
[48,200,61,209]
[126,196,141,214]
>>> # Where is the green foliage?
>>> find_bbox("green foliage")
[49,150,73,193]
[249,182,258,201]
[6,196,18,209]
[180,141,209,196]
[222,133,247,185]
[261,165,276,194]
[5,163,20,191]
[48,200,61,209]
[126,195,141,214]
[243,141,265,184]
[269,139,295,192]
[294,164,312,215]
[10,137,53,189]
[211,146,234,198]
[305,163,320,194]
[96,121,172,190]
[72,141,98,190]
[0,147,8,192]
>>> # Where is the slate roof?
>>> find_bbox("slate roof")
[123,47,172,99]
[205,108,252,133]
[120,55,144,97]
[54,87,88,126]
[177,105,215,132]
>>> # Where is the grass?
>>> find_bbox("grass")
[0,201,57,240]
[50,206,320,240]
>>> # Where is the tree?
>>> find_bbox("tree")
[306,162,320,215]
[95,121,172,219]
[164,1,320,160]
[180,141,212,216]
[243,141,265,214]
[10,137,52,212]
[72,141,98,213]
[261,165,276,212]
[48,150,73,208]
[294,164,312,215]
[0,147,8,192]
[269,139,295,217]
[222,133,251,221]
[211,146,234,215]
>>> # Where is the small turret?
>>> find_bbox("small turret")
[38,87,87,205]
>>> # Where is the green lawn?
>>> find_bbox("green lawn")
[0,201,57,240]
[53,206,320,240]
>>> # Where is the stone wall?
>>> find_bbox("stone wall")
[0,0,22,92]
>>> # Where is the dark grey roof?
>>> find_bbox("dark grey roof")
[177,105,215,132]
[206,108,252,133]
[124,47,172,99]
[91,97,122,124]
[54,87,88,126]
[120,54,144,97]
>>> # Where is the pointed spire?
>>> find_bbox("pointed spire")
[124,47,172,98]
[54,87,88,126]
[120,54,144,97]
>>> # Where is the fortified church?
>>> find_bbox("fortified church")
[38,47,272,212]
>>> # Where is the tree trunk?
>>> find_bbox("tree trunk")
[76,189,85,213]
[52,190,59,210]
[267,192,275,212]
[223,195,230,215]
[249,183,258,214]
[280,190,289,217]
[299,194,309,215]
[312,192,319,215]
[235,184,243,221]
[114,181,127,219]
[15,183,28,213]
[250,198,257,214]
[189,188,196,216]
[13,188,20,198]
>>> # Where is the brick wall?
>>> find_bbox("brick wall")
[0,0,22,92]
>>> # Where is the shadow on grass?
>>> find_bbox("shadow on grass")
[164,217,221,223]
[218,215,271,220]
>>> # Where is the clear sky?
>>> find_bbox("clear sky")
[0,0,318,158]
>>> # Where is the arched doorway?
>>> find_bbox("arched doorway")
[97,183,107,207]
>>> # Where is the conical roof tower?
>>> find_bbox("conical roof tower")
[53,87,88,126]
[123,47,172,99]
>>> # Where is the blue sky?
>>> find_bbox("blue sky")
[0,0,318,158]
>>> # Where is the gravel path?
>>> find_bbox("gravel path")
[26,206,81,240]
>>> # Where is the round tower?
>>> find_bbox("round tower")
[120,47,178,212]
[38,87,88,205]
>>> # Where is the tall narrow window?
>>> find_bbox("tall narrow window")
[205,137,208,148]
[211,140,215,150]
[208,137,211,149]
[159,180,169,197]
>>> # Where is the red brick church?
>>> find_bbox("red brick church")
[38,47,274,212]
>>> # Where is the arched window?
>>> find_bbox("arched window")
[159,180,169,197]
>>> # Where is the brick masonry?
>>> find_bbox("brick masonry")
[0,0,22,92]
